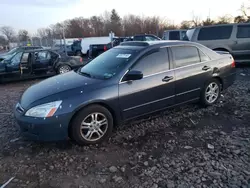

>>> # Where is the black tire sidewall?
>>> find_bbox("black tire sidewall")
[70,105,113,145]
[201,79,221,106]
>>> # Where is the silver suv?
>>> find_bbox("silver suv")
[186,23,250,63]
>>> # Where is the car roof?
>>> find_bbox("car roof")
[22,49,56,53]
[119,40,199,48]
[192,22,250,30]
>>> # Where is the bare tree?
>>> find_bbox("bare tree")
[216,15,233,24]
[202,18,215,26]
[180,20,192,29]
[37,28,48,38]
[18,29,29,42]
[0,35,8,45]
[0,26,16,42]
[191,13,202,27]
[234,15,247,23]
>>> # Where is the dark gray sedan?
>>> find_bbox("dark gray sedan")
[14,41,236,145]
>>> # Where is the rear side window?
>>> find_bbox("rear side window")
[132,48,169,76]
[172,46,200,68]
[237,25,250,38]
[199,50,210,61]
[169,31,180,40]
[198,26,233,40]
[21,53,29,62]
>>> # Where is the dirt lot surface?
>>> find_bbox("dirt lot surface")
[0,67,250,188]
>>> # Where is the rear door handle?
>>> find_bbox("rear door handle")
[162,76,173,82]
[202,66,211,71]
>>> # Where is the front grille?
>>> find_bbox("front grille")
[16,103,25,114]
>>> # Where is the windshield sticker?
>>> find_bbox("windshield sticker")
[116,54,131,58]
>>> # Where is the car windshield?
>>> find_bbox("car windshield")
[79,48,136,79]
[6,47,18,55]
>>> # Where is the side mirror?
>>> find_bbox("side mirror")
[123,70,143,81]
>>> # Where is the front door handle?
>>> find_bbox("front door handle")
[162,76,173,82]
[202,66,211,71]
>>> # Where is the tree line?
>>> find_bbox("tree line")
[0,5,250,46]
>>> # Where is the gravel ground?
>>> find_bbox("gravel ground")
[0,67,250,188]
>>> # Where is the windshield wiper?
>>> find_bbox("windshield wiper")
[78,71,92,78]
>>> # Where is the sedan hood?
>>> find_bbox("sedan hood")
[0,53,10,60]
[20,71,102,109]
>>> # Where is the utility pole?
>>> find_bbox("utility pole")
[62,26,67,56]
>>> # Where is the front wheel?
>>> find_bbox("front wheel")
[57,65,71,74]
[200,79,221,106]
[70,105,113,145]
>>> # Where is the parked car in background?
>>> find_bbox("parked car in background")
[0,46,43,61]
[162,29,187,40]
[0,49,84,82]
[185,23,250,63]
[133,34,161,41]
[81,37,111,56]
[14,41,235,145]
[88,37,128,59]
[51,44,75,56]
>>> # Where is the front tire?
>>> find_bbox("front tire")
[70,105,113,145]
[200,79,221,106]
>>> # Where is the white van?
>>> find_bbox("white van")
[81,37,111,55]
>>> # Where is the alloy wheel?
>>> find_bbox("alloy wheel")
[205,82,219,104]
[80,113,108,142]
[59,65,71,74]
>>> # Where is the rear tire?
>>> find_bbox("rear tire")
[70,105,113,145]
[200,78,221,106]
[57,65,71,74]
[76,51,82,56]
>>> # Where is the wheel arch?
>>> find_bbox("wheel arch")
[68,102,119,138]
[212,47,230,52]
[212,76,223,90]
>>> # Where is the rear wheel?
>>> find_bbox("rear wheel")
[200,79,221,106]
[70,105,113,145]
[76,51,82,56]
[58,65,71,74]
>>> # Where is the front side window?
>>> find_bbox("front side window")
[237,25,250,38]
[80,48,136,79]
[10,52,22,65]
[169,31,180,40]
[198,26,233,40]
[172,46,200,68]
[131,48,169,76]
[21,53,30,62]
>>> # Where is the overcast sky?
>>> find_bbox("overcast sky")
[0,0,246,34]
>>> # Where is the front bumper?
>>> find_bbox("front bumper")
[14,104,71,141]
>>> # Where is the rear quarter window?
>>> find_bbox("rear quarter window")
[198,26,233,40]
[237,25,250,38]
[172,46,200,68]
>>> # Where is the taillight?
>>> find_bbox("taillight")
[79,57,83,63]
[104,45,107,51]
[231,60,235,68]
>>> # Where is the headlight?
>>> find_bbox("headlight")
[25,101,62,118]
